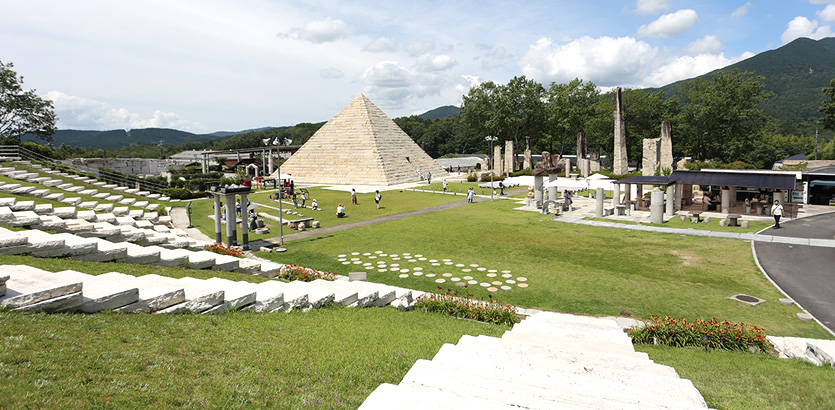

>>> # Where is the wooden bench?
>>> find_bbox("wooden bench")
[689,211,702,223]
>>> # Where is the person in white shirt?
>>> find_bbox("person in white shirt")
[771,200,784,229]
[337,203,345,218]
[375,190,382,209]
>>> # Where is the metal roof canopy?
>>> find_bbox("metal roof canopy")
[615,176,675,186]
[671,170,795,190]
[810,180,835,187]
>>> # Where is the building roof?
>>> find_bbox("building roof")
[615,170,798,190]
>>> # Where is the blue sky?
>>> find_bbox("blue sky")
[2,0,834,133]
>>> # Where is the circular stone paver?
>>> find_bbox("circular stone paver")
[415,254,423,258]
[351,258,359,261]
[469,264,479,267]
[462,268,472,272]
[502,273,512,278]
[506,280,516,284]
[413,272,423,276]
[429,259,438,263]
[418,257,427,261]
[375,251,383,254]
[390,254,398,257]
[501,286,512,290]
[443,259,451,261]
[487,287,498,292]
[391,264,400,267]
[435,278,446,283]
[463,276,473,280]
[398,274,409,278]
[477,267,487,271]
[488,269,497,273]
[518,283,529,288]
[363,252,371,256]
[380,254,387,257]
[342,262,351,265]
[442,273,452,277]
[368,256,377,259]
[414,267,423,271]
[486,273,497,278]
[392,257,401,261]
[432,263,441,266]
[451,277,460,282]
[365,266,374,270]
[517,277,527,282]
[455,282,466,287]
[402,253,411,256]
[468,280,478,285]
[408,259,417,263]
[501,270,511,274]
[378,269,387,272]
[444,262,453,265]
[351,252,360,255]
[353,261,363,264]
[363,263,372,266]
[492,281,503,286]
[338,258,347,262]
[425,273,436,278]
[338,254,347,258]
[400,269,409,273]
[455,264,465,267]
[479,282,490,287]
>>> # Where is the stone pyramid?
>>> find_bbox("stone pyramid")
[275,93,447,186]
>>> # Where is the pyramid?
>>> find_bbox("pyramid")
[275,93,447,186]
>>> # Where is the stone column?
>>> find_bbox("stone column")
[493,144,503,175]
[213,195,222,244]
[202,154,209,174]
[660,121,673,173]
[548,174,558,201]
[665,185,675,216]
[240,193,249,251]
[642,138,660,176]
[595,188,605,217]
[729,186,737,207]
[534,175,543,205]
[577,132,587,160]
[523,149,532,170]
[624,183,632,207]
[650,189,664,224]
[613,87,628,175]
[224,195,235,246]
[674,184,683,211]
[268,149,274,175]
[504,140,514,176]
[721,188,730,214]
[613,183,621,205]
[682,184,693,206]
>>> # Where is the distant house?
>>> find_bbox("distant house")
[772,154,808,170]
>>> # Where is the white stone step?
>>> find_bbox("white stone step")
[102,184,117,189]
[10,200,35,211]
[165,248,216,269]
[0,265,83,312]
[259,260,284,276]
[143,245,189,267]
[125,188,139,195]
[119,198,136,206]
[122,242,162,265]
[52,206,76,219]
[72,237,129,262]
[0,206,13,222]
[60,197,81,206]
[31,188,50,197]
[203,252,240,271]
[7,171,28,179]
[30,177,50,184]
[11,186,37,195]
[398,358,707,410]
[159,196,171,202]
[0,228,65,254]
[0,183,22,193]
[135,274,223,314]
[307,279,359,306]
[140,211,158,222]
[23,231,97,259]
[53,269,139,312]
[128,209,145,219]
[205,278,285,313]
[112,206,129,216]
[93,181,106,187]
[105,194,123,202]
[0,167,15,175]
[94,203,114,213]
[78,201,98,209]
[510,320,634,346]
[158,234,190,249]
[43,179,63,187]
[269,280,335,311]
[340,280,398,307]
[0,198,14,207]
[236,258,261,273]
[63,219,94,233]
[146,203,159,211]
[89,222,122,237]
[359,383,519,410]
[118,226,147,242]
[256,281,314,311]
[114,186,128,192]
[64,186,83,193]
[153,225,170,233]
[137,191,151,197]
[525,311,625,330]
[79,189,98,196]
[0,227,30,247]
[503,331,646,359]
[134,200,149,208]
[93,212,117,224]
[93,192,110,199]
[9,210,41,226]
[146,194,160,200]
[311,278,383,307]
[44,192,64,201]
[34,215,66,230]
[101,272,185,313]
[56,183,73,190]
[179,277,255,312]
[33,203,53,214]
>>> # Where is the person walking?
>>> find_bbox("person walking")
[375,190,382,209]
[771,199,784,229]
[300,192,306,208]
[292,192,298,208]
[351,188,357,205]
[443,179,448,192]
[499,181,504,195]
[467,187,475,203]
[427,171,432,185]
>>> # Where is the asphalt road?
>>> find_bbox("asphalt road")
[754,212,835,333]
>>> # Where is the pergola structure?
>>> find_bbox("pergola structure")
[206,186,252,250]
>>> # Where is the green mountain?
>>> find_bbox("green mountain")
[655,37,835,136]
[419,105,459,120]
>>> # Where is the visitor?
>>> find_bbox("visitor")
[235,200,241,216]
[375,190,381,209]
[499,181,504,195]
[427,171,432,185]
[771,199,783,229]
[289,180,295,195]
[351,188,357,205]
[702,193,712,211]
[566,190,573,205]
[300,192,306,208]
[443,180,448,192]
[292,192,298,208]
[311,199,318,210]
[467,187,475,203]
[337,203,345,218]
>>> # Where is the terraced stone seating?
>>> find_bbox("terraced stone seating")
[0,264,421,314]
[359,311,710,409]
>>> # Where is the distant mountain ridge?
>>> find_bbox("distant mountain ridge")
[419,105,459,120]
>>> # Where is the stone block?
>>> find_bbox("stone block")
[311,221,320,228]
[779,298,795,306]
[349,272,367,282]
[797,313,814,322]
[741,220,749,229]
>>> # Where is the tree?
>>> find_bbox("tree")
[545,78,599,155]
[820,78,835,132]
[0,60,57,143]
[677,69,771,161]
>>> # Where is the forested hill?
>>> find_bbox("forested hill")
[23,128,217,151]
[419,105,459,120]
[655,37,835,136]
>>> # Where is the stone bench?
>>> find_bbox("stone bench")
[688,211,702,223]
[727,214,742,227]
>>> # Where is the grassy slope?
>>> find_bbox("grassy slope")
[259,199,830,339]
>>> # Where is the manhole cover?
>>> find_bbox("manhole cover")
[736,295,759,303]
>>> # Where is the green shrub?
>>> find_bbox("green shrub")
[466,173,477,182]
[413,286,520,327]
[480,173,504,182]
[628,315,771,353]
[167,188,205,200]
[510,169,532,177]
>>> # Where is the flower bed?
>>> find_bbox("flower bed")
[413,286,520,327]
[278,264,336,282]
[203,243,244,257]
[628,315,771,353]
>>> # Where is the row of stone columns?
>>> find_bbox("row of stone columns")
[212,192,250,250]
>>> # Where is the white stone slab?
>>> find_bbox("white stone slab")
[111,206,129,216]
[125,188,139,194]
[272,280,335,311]
[71,237,129,262]
[236,258,261,274]
[31,189,50,197]
[204,252,240,271]
[94,203,114,213]
[359,383,519,410]
[78,201,98,209]
[33,215,66,230]
[93,212,117,224]
[0,227,30,247]
[205,277,285,313]
[256,280,311,311]
[0,183,22,192]
[0,206,13,221]
[306,279,359,306]
[51,206,77,219]
[44,193,64,201]
[60,197,81,206]
[101,271,185,313]
[142,245,189,267]
[134,201,149,208]
[53,270,139,312]
[9,211,41,226]
[105,195,124,202]
[64,186,83,193]
[0,198,14,207]
[92,192,110,199]
[135,274,223,313]
[10,200,35,211]
[32,204,53,215]
[120,242,161,265]
[0,265,83,310]
[79,189,98,196]
[146,194,160,200]
[119,198,137,206]
[42,179,63,187]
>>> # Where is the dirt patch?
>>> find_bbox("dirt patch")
[670,249,702,267]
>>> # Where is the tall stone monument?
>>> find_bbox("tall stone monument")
[504,140,515,175]
[576,132,587,160]
[493,144,503,175]
[613,87,628,175]
[642,138,660,176]
[659,121,674,173]
[523,136,532,170]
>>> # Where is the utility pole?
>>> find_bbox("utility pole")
[486,136,497,200]
[815,128,819,160]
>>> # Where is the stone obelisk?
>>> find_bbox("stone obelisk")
[576,131,587,160]
[659,121,673,173]
[613,87,628,175]
[505,140,514,175]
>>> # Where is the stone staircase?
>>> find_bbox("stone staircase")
[0,264,420,314]
[359,311,711,409]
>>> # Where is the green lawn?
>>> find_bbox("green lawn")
[585,216,774,233]
[636,345,835,410]
[0,307,504,409]
[259,199,830,339]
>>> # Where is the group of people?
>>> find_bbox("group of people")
[705,192,784,229]
[337,188,383,218]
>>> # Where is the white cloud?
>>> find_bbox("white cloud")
[637,9,699,38]
[810,0,835,4]
[818,4,835,22]
[404,40,435,57]
[519,36,657,86]
[360,61,450,109]
[781,16,834,43]
[643,53,746,86]
[416,54,458,72]
[455,74,482,93]
[46,91,204,132]
[730,2,752,18]
[320,66,345,79]
[635,0,670,15]
[362,36,397,53]
[278,18,351,44]
[684,35,723,54]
